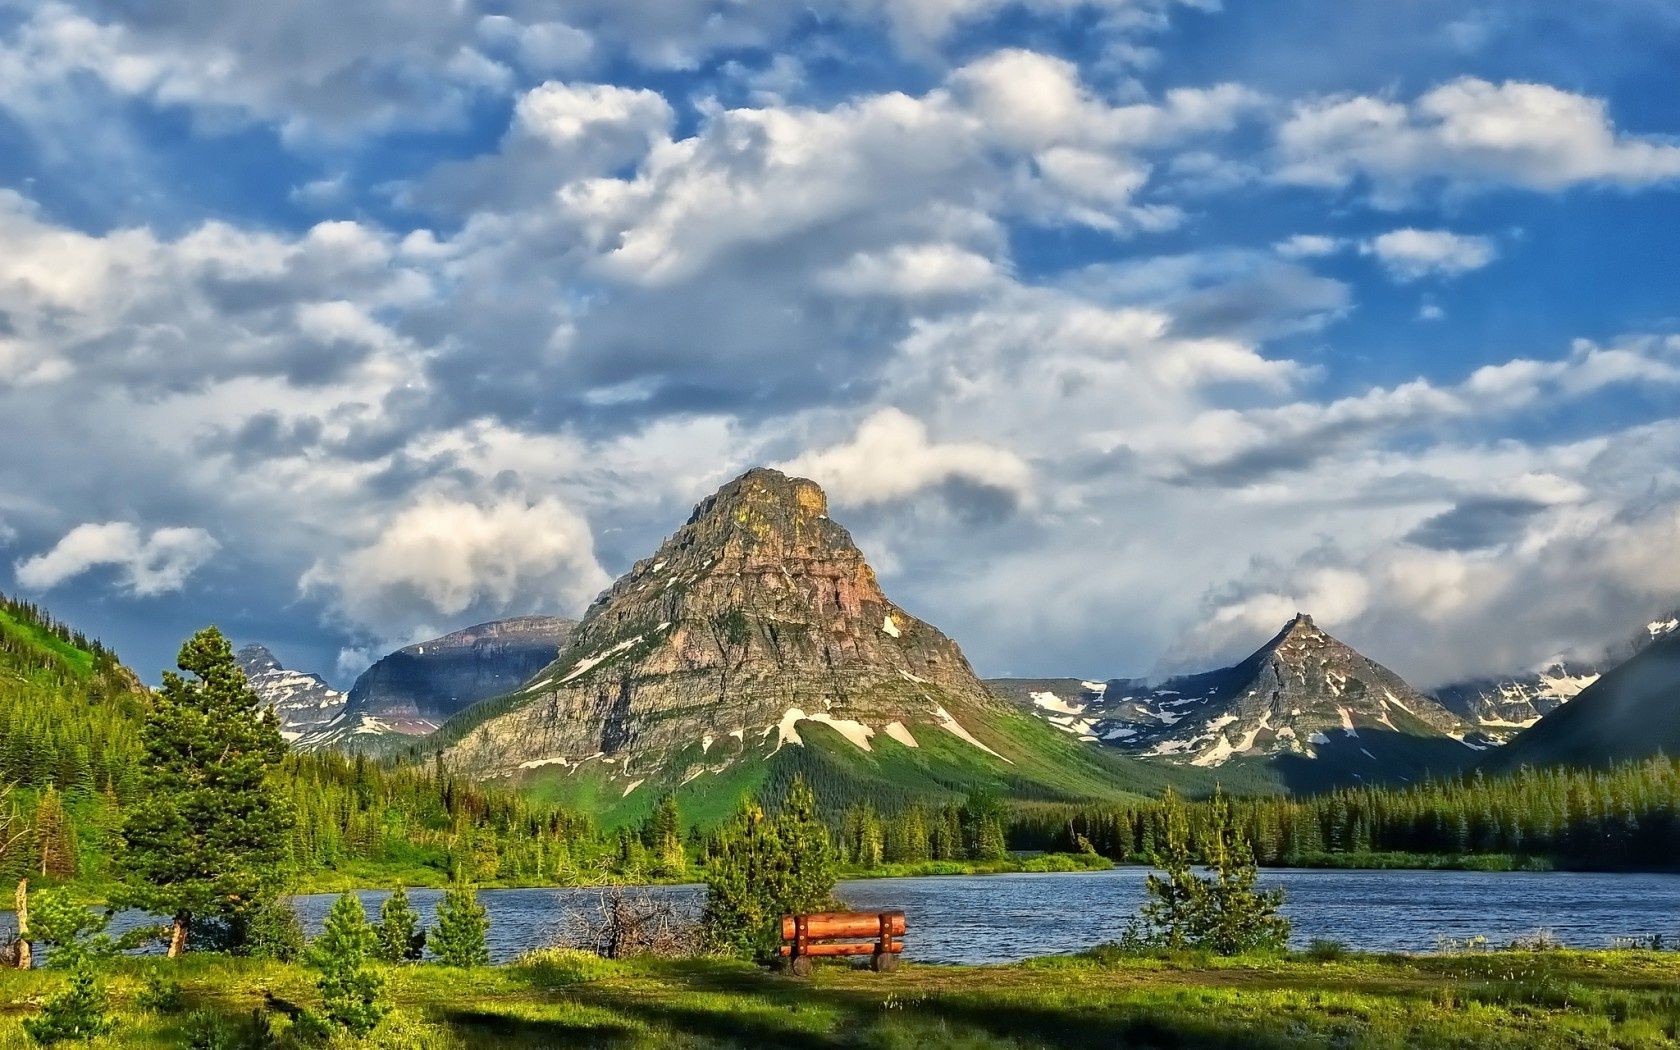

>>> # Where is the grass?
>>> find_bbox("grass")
[0,607,95,679]
[3,945,1680,1047]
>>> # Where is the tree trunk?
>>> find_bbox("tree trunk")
[167,912,189,958]
[14,878,29,970]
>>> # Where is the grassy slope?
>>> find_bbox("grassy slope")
[510,708,1280,830]
[0,606,96,678]
[4,948,1680,1048]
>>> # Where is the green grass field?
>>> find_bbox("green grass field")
[3,945,1679,1048]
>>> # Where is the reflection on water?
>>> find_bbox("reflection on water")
[13,868,1680,965]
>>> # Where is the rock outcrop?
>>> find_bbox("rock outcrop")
[441,468,1011,781]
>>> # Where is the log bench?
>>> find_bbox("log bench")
[779,910,907,976]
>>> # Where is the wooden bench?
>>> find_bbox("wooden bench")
[779,910,907,976]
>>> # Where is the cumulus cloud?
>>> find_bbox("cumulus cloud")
[782,408,1031,509]
[1362,228,1497,281]
[1276,77,1680,201]
[15,522,219,595]
[300,494,611,639]
[1135,335,1680,484]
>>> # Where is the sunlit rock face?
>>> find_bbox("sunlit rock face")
[441,467,1010,781]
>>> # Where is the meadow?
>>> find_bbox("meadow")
[1,944,1677,1048]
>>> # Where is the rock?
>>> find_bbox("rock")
[236,644,349,742]
[440,467,1009,780]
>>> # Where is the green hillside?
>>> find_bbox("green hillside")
[470,701,1279,830]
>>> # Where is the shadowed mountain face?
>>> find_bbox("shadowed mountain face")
[301,616,578,750]
[1431,664,1601,744]
[993,614,1481,788]
[1487,627,1680,772]
[437,468,1028,787]
[236,643,347,741]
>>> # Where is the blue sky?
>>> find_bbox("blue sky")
[2,0,1679,688]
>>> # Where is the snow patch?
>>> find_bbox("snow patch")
[559,635,643,683]
[701,734,714,754]
[518,757,570,770]
[883,721,919,748]
[622,779,645,797]
[931,704,1011,762]
[881,614,901,638]
[898,669,931,685]
[1028,691,1086,716]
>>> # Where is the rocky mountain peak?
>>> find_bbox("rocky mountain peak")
[235,643,348,743]
[995,613,1476,782]
[441,467,1010,783]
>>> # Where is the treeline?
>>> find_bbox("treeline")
[831,796,1008,867]
[0,594,621,890]
[1015,757,1680,870]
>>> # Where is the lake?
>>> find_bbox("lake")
[277,868,1680,964]
[20,868,1680,964]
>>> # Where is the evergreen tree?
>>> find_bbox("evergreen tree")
[1125,790,1290,955]
[307,892,385,1037]
[702,777,837,963]
[22,888,116,1046]
[375,887,426,962]
[431,883,489,967]
[115,627,292,956]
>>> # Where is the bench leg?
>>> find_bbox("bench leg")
[790,955,813,978]
[871,951,898,972]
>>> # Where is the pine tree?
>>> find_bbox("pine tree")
[308,892,385,1037]
[114,627,293,956]
[375,887,426,962]
[431,883,489,967]
[702,777,838,963]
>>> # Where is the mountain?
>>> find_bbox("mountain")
[302,616,577,751]
[235,644,349,742]
[1430,663,1601,744]
[1487,624,1680,772]
[993,614,1480,790]
[430,468,1219,820]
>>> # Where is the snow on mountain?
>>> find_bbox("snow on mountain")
[235,644,348,742]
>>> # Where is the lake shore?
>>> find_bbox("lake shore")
[2,945,1677,1047]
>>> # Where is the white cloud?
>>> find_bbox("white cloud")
[782,408,1031,507]
[1362,228,1497,281]
[300,494,611,638]
[1277,77,1680,200]
[1273,234,1345,259]
[15,522,218,595]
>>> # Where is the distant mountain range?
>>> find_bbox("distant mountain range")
[991,614,1482,790]
[229,469,1680,810]
[242,617,575,752]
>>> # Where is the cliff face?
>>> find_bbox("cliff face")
[342,615,578,733]
[442,468,1009,780]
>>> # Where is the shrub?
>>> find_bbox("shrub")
[375,887,426,963]
[1304,939,1349,962]
[23,965,114,1045]
[431,884,490,967]
[307,892,386,1037]
[137,969,186,1014]
[1122,789,1290,956]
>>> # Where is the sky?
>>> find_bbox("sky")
[2,0,1680,689]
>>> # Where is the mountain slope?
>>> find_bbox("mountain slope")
[995,614,1480,790]
[432,468,1225,812]
[301,616,576,751]
[236,644,348,742]
[1486,628,1680,771]
[1430,663,1600,744]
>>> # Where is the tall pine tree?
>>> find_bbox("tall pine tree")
[116,627,292,956]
